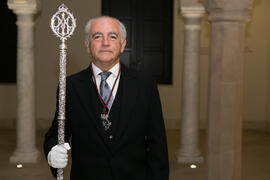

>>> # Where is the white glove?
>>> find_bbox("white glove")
[47,143,71,168]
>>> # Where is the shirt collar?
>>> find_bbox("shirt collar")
[91,62,120,78]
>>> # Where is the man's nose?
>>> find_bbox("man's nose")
[102,37,109,46]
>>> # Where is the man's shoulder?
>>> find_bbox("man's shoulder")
[66,67,91,82]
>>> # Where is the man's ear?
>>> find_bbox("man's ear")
[84,41,90,54]
[120,40,127,53]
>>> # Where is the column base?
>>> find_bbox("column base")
[10,149,40,163]
[176,148,204,164]
[177,155,204,164]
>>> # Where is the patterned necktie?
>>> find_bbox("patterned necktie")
[99,71,112,108]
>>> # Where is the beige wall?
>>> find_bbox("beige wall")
[0,85,16,127]
[1,0,270,131]
[243,0,270,131]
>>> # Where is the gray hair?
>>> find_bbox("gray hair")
[85,16,127,44]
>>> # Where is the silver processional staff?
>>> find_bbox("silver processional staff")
[50,4,76,180]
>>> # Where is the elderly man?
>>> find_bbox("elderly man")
[43,16,169,180]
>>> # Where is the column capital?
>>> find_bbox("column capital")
[179,1,205,18]
[208,9,251,22]
[205,0,253,10]
[205,0,254,22]
[7,0,40,15]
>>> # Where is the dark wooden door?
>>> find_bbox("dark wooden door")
[102,0,173,84]
[0,1,17,83]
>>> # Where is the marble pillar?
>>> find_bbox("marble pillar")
[8,0,40,163]
[205,0,253,179]
[176,1,205,164]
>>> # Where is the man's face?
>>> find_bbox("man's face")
[85,18,126,66]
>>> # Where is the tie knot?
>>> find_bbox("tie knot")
[100,71,111,81]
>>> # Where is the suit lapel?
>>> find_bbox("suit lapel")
[73,67,111,151]
[112,65,138,151]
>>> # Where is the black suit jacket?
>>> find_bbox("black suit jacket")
[44,64,169,180]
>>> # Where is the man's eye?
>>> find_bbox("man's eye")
[110,35,117,40]
[93,35,101,40]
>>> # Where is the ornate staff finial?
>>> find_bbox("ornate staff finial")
[50,4,76,180]
[51,3,76,41]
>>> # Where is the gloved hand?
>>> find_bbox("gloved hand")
[47,143,71,168]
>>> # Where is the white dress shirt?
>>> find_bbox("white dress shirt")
[91,62,120,108]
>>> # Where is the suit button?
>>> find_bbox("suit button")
[109,135,113,139]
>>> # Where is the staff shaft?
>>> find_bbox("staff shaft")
[57,41,67,180]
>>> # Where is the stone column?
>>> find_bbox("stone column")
[8,0,40,163]
[205,0,253,179]
[176,1,205,164]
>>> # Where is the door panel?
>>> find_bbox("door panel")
[102,0,172,84]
